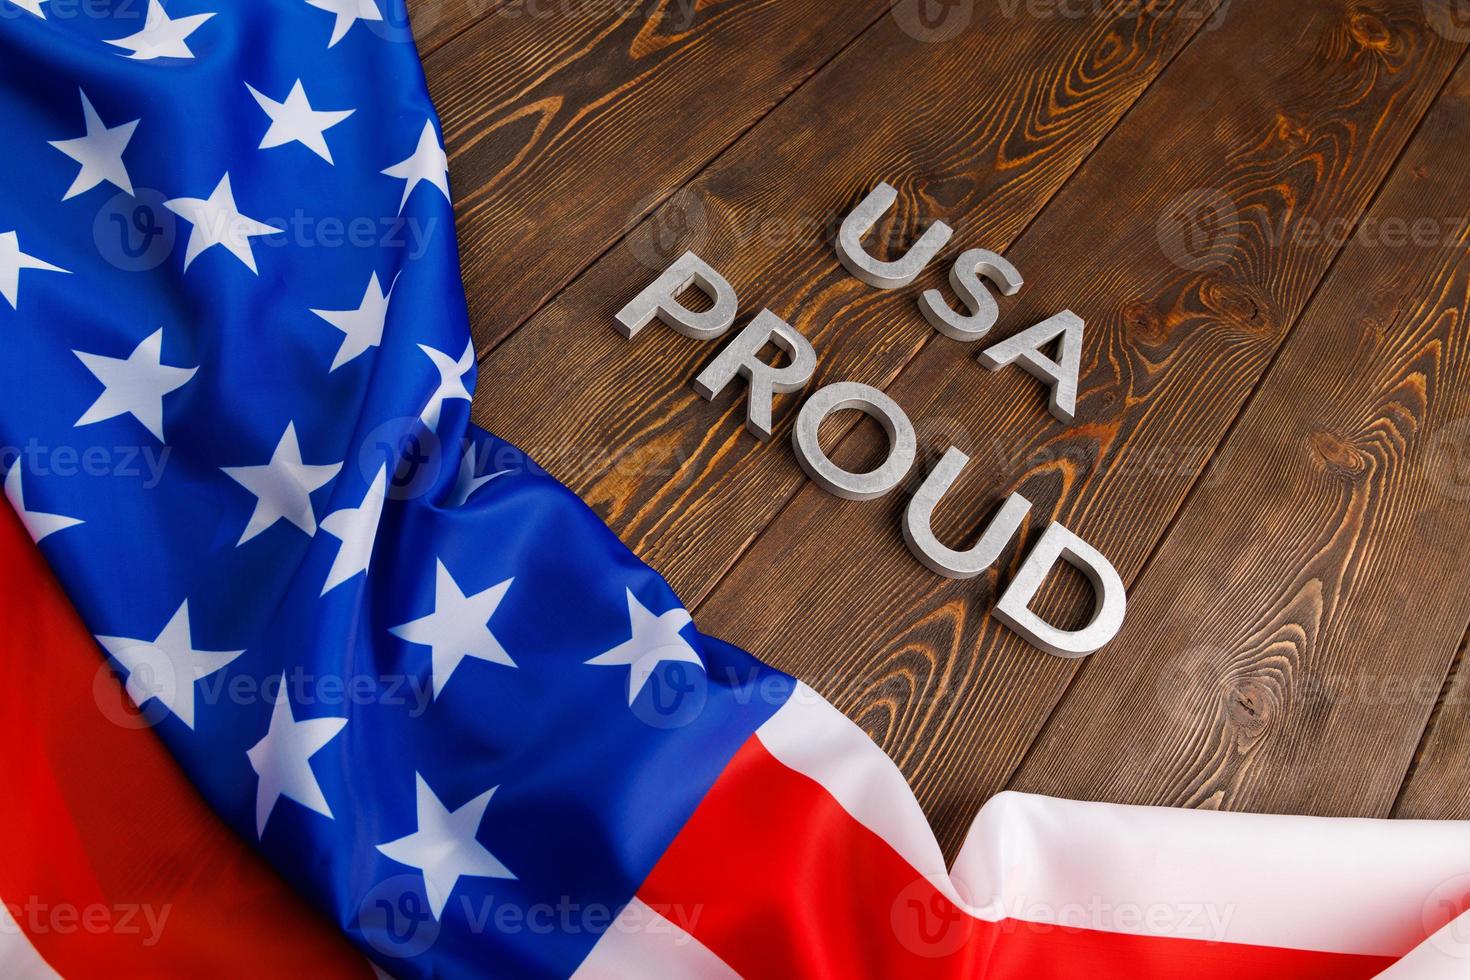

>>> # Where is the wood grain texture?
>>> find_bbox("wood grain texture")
[471,0,1221,603]
[420,0,889,354]
[405,0,501,58]
[1393,631,1470,819]
[690,0,1464,854]
[1010,56,1470,820]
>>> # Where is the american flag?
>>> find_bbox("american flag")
[0,1,1467,977]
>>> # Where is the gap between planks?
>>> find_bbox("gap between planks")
[417,0,514,62]
[1391,621,1470,816]
[678,2,1232,630]
[1005,41,1470,801]
[440,0,898,364]
[444,3,1470,819]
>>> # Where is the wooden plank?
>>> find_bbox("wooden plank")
[420,0,890,352]
[1392,632,1470,819]
[683,1,1464,854]
[405,0,499,58]
[472,0,1223,600]
[1011,56,1470,820]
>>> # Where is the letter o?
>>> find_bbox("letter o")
[792,382,916,501]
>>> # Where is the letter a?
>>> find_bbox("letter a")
[977,311,1084,424]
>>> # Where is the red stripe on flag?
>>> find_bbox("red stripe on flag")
[637,735,1396,979]
[0,503,369,977]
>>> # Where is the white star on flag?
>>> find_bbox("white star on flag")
[376,773,515,920]
[312,272,393,370]
[73,327,198,442]
[106,0,214,61]
[164,173,279,273]
[247,673,348,837]
[5,0,46,18]
[95,601,244,729]
[222,422,343,545]
[320,465,388,594]
[0,231,68,310]
[383,120,450,214]
[305,0,382,48]
[418,339,473,431]
[48,90,138,201]
[447,440,509,508]
[246,80,354,164]
[390,560,515,699]
[585,589,704,706]
[4,464,83,542]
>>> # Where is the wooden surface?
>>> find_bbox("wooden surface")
[419,0,1470,856]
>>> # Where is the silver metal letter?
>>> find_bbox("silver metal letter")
[993,522,1127,658]
[919,249,1024,341]
[792,381,917,501]
[903,447,1032,578]
[977,310,1084,424]
[836,182,953,290]
[693,310,817,441]
[614,251,738,341]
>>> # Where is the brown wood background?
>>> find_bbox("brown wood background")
[408,0,1470,858]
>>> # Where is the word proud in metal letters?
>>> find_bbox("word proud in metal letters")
[613,183,1125,659]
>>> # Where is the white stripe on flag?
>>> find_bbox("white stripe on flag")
[572,897,738,979]
[756,686,1470,958]
[755,682,966,902]
[954,792,1470,957]
[1376,911,1470,977]
[0,898,61,979]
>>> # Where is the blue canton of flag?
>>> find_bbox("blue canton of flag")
[0,1,790,975]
